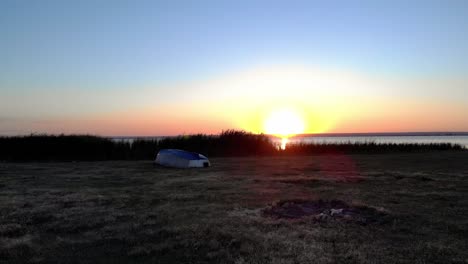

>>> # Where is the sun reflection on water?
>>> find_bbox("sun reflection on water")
[280,137,289,150]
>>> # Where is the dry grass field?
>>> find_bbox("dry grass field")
[1,152,468,263]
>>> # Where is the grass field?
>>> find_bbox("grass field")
[1,152,468,263]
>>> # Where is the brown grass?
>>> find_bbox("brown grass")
[1,151,468,263]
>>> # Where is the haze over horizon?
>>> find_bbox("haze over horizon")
[1,0,468,136]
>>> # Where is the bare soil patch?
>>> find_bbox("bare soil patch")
[263,199,390,224]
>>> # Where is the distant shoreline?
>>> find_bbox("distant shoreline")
[109,132,468,140]
[292,132,468,138]
[2,132,468,139]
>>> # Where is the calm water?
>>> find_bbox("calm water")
[112,133,468,148]
[283,134,468,148]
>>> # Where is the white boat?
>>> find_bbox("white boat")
[155,149,210,168]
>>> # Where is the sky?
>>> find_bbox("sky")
[1,0,468,136]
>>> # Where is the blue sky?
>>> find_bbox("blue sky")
[1,0,468,135]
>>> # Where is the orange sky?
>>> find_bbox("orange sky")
[2,2,468,136]
[2,65,467,136]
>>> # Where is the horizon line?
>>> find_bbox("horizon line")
[107,131,468,139]
[2,131,468,138]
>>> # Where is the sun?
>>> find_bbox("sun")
[264,108,305,138]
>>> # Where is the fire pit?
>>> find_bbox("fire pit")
[262,199,390,225]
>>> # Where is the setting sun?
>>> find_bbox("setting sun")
[264,109,305,137]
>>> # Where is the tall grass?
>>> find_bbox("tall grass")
[124,130,276,158]
[0,134,131,161]
[0,130,464,161]
[283,141,464,155]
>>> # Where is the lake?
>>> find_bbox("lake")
[112,133,468,148]
[283,133,468,148]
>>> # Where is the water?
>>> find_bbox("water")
[111,136,162,144]
[284,133,468,148]
[111,133,468,148]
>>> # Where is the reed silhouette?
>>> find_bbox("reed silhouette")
[0,130,464,161]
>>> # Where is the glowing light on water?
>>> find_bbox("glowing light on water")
[281,137,289,150]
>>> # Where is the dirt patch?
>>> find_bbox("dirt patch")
[277,178,322,185]
[263,199,390,225]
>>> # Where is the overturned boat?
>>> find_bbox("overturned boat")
[155,149,210,168]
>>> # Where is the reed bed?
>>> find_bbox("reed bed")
[0,130,464,161]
